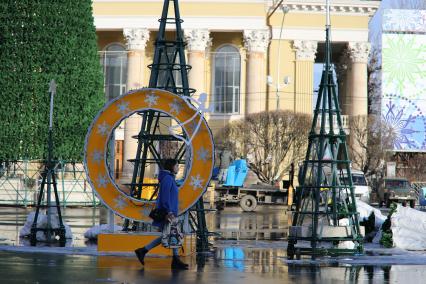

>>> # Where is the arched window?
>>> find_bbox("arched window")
[100,43,128,100]
[213,45,241,113]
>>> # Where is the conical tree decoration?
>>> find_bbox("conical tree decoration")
[287,1,363,259]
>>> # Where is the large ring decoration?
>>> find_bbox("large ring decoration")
[84,88,214,222]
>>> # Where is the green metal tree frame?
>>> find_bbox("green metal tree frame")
[287,6,363,259]
[124,0,211,253]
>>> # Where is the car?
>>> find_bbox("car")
[379,177,416,208]
[340,170,371,203]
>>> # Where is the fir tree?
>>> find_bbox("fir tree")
[0,0,104,161]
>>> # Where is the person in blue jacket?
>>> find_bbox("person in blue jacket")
[134,159,188,270]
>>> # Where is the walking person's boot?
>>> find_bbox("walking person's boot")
[135,247,148,265]
[171,256,189,270]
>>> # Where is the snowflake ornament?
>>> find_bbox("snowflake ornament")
[190,174,204,191]
[116,101,130,115]
[113,196,128,210]
[96,174,108,188]
[97,121,110,136]
[145,93,159,107]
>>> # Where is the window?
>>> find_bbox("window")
[340,174,367,186]
[100,43,128,100]
[385,179,410,189]
[213,45,241,113]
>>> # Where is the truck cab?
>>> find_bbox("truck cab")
[380,177,416,208]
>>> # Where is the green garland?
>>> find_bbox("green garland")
[0,0,104,161]
[380,203,398,248]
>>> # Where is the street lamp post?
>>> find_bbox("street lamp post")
[267,4,290,110]
[267,75,291,110]
[30,79,66,246]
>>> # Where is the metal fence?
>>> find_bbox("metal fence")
[0,161,99,207]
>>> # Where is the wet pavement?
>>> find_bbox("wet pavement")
[1,205,426,283]
[209,205,288,240]
[1,249,426,283]
[0,204,287,247]
[0,206,98,247]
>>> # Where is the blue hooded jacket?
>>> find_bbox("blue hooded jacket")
[153,170,179,227]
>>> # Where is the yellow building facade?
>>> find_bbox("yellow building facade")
[93,0,380,175]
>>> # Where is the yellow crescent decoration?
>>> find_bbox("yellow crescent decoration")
[84,88,214,222]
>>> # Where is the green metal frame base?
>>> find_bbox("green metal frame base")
[287,242,364,260]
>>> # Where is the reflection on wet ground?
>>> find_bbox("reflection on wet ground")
[0,204,288,246]
[2,205,426,283]
[1,249,426,283]
[286,264,426,283]
[0,206,99,247]
[208,205,288,240]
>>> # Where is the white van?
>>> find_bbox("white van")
[300,165,371,203]
[340,169,371,203]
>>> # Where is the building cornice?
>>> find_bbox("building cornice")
[268,0,380,16]
[94,0,266,2]
[95,16,266,31]
[272,27,368,42]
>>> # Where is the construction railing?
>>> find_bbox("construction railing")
[0,160,99,207]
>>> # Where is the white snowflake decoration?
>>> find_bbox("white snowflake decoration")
[190,174,204,191]
[97,121,110,136]
[196,147,210,163]
[113,196,128,210]
[145,93,159,107]
[96,174,108,188]
[169,99,182,115]
[91,150,103,164]
[116,101,130,115]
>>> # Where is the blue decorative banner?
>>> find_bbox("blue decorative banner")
[381,33,426,151]
[383,9,426,33]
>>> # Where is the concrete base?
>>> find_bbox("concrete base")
[289,225,365,238]
[98,232,195,256]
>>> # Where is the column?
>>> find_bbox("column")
[243,29,269,114]
[184,29,211,96]
[122,28,150,178]
[347,42,370,116]
[347,42,370,170]
[335,55,349,114]
[293,40,317,114]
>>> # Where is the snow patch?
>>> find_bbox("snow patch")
[19,211,72,241]
[357,200,386,228]
[392,205,426,250]
[84,224,122,240]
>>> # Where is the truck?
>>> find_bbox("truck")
[214,160,288,212]
[379,177,416,208]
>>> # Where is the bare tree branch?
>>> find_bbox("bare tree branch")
[348,115,395,178]
[216,111,311,184]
